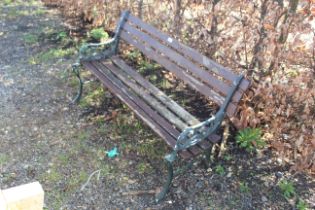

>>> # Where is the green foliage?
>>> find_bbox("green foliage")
[138,59,160,74]
[137,162,152,174]
[0,154,8,168]
[223,154,232,161]
[3,0,13,5]
[89,28,109,41]
[214,164,225,176]
[127,50,141,60]
[79,86,105,108]
[296,199,308,210]
[44,167,62,183]
[67,171,88,190]
[77,131,90,142]
[239,181,250,193]
[23,34,38,45]
[236,128,265,152]
[34,47,76,63]
[279,180,295,199]
[56,31,68,42]
[137,140,167,159]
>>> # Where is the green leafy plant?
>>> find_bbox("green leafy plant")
[139,59,160,74]
[56,31,67,41]
[34,47,76,63]
[239,181,250,193]
[3,0,13,5]
[23,34,38,45]
[223,154,232,161]
[214,164,225,176]
[296,199,308,210]
[236,128,265,152]
[127,50,141,60]
[279,180,295,199]
[89,28,109,41]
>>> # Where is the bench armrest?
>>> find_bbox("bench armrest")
[76,11,131,63]
[173,75,244,152]
[174,112,224,152]
[78,37,118,62]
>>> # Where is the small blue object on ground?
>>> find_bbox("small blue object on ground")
[106,147,119,158]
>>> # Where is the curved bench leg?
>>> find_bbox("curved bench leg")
[155,152,176,203]
[71,63,83,104]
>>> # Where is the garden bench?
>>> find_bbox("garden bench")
[71,10,250,202]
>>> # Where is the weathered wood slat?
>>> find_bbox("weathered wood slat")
[123,23,234,98]
[127,15,238,83]
[86,61,213,158]
[127,14,249,99]
[109,57,222,150]
[124,23,245,105]
[100,60,188,130]
[110,56,200,126]
[82,61,191,158]
[103,58,222,154]
[83,62,220,159]
[120,30,238,117]
[120,31,224,105]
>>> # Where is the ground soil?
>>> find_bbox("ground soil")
[0,1,314,209]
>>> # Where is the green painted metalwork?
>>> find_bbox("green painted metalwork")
[70,9,245,203]
[155,158,174,203]
[70,63,83,104]
[71,11,130,103]
[156,75,244,202]
[176,75,244,152]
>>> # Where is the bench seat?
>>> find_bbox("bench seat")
[82,56,221,160]
[71,10,250,202]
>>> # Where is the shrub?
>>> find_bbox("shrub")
[89,28,108,41]
[296,199,308,210]
[236,128,265,152]
[279,180,295,199]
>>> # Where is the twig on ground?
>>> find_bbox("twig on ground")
[80,169,101,191]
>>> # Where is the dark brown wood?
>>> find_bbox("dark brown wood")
[119,30,239,118]
[120,31,224,105]
[123,23,230,94]
[101,60,188,130]
[79,13,251,162]
[121,24,244,105]
[110,56,200,126]
[127,14,237,82]
[82,61,192,159]
[109,57,222,148]
[127,14,249,99]
[87,61,217,158]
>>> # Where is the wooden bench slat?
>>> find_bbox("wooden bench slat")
[110,57,243,132]
[120,30,239,118]
[127,15,249,104]
[123,23,231,97]
[123,23,244,105]
[120,31,225,105]
[100,60,189,130]
[82,62,187,155]
[87,61,214,158]
[127,14,239,84]
[110,56,200,126]
[98,60,222,156]
[84,61,219,159]
[108,57,222,151]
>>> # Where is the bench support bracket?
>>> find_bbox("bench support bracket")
[71,11,130,103]
[156,75,244,202]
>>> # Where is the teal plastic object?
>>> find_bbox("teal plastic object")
[106,147,119,158]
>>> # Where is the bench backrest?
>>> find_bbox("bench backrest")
[118,12,250,119]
